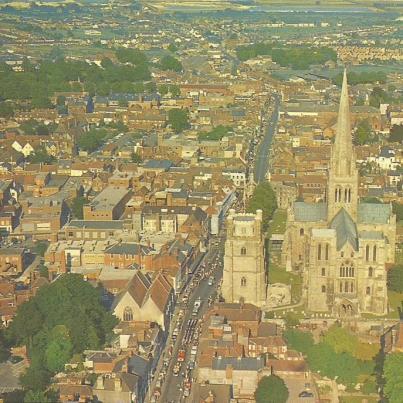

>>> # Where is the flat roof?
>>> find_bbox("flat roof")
[89,187,130,210]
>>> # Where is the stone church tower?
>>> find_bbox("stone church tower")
[282,70,396,316]
[222,209,267,307]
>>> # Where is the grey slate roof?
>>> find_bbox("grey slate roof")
[105,243,154,256]
[330,208,358,251]
[294,202,327,222]
[212,357,265,371]
[358,203,391,224]
[67,220,125,230]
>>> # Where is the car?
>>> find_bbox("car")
[298,391,314,398]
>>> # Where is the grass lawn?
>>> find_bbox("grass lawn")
[268,209,287,238]
[268,261,303,302]
[339,396,378,403]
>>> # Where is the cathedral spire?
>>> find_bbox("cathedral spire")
[333,68,353,176]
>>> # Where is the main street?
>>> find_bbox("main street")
[148,235,225,403]
[254,93,281,183]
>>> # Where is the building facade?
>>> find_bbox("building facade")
[282,71,396,316]
[222,209,267,307]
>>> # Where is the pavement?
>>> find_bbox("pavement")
[254,93,280,183]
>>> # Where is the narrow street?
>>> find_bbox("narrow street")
[254,93,280,183]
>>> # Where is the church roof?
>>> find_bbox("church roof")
[330,208,358,251]
[294,202,327,222]
[358,203,392,224]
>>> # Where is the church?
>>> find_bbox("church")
[282,70,396,316]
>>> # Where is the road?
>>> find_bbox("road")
[254,93,280,183]
[151,237,225,403]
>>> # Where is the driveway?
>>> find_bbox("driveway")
[283,375,317,403]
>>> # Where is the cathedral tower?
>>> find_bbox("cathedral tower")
[327,69,359,222]
[222,209,267,307]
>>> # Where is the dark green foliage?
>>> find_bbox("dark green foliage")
[0,56,151,102]
[384,353,403,403]
[106,121,128,133]
[387,265,403,293]
[9,274,118,391]
[388,125,403,143]
[369,87,390,108]
[38,264,48,279]
[77,128,111,153]
[255,375,289,403]
[34,241,49,257]
[71,196,88,219]
[24,390,51,403]
[392,202,403,222]
[56,95,66,106]
[0,101,14,118]
[131,152,142,163]
[361,197,382,204]
[355,120,375,145]
[0,329,10,362]
[246,182,277,231]
[26,147,55,165]
[236,42,272,61]
[158,84,180,97]
[333,71,386,86]
[20,120,51,136]
[283,312,300,328]
[159,55,183,72]
[284,329,314,355]
[168,43,178,53]
[198,125,233,141]
[168,108,189,133]
[236,44,336,69]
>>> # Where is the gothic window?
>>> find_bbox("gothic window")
[241,247,246,255]
[344,282,349,293]
[350,282,354,293]
[366,286,371,295]
[348,188,352,202]
[123,306,133,321]
[368,267,373,277]
[317,244,322,260]
[300,228,304,236]
[335,188,338,202]
[340,266,344,277]
[321,285,326,293]
[351,267,355,277]
[241,277,247,287]
[341,251,344,257]
[366,245,370,261]
[321,268,326,276]
[325,244,329,260]
[339,282,343,293]
[373,245,377,262]
[344,188,348,202]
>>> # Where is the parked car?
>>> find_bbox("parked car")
[299,391,314,398]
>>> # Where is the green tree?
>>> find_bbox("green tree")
[159,55,183,72]
[168,43,178,53]
[198,125,232,141]
[246,182,277,231]
[34,241,49,257]
[283,312,300,328]
[355,120,373,145]
[131,152,142,163]
[26,148,55,165]
[384,353,403,403]
[284,329,314,355]
[38,264,48,279]
[170,84,180,98]
[168,108,189,133]
[20,364,50,391]
[0,329,10,362]
[255,375,289,403]
[0,101,14,118]
[388,125,403,143]
[71,196,88,219]
[56,95,66,106]
[31,95,53,109]
[45,325,73,372]
[387,264,403,293]
[24,390,51,403]
[392,202,403,222]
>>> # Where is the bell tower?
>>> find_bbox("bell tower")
[327,69,359,222]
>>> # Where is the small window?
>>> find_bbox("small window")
[368,267,373,277]
[325,244,329,260]
[366,245,370,261]
[373,245,377,262]
[241,247,246,255]
[317,244,322,261]
[366,286,371,295]
[321,268,326,276]
[241,277,247,287]
[341,251,344,257]
[321,285,326,293]
[123,306,133,321]
[300,228,304,236]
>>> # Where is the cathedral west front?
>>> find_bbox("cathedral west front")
[282,70,396,317]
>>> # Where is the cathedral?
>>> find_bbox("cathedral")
[282,70,396,316]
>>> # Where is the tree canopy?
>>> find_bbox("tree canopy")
[354,120,375,145]
[159,55,183,72]
[255,375,289,403]
[247,182,277,231]
[8,274,118,391]
[26,147,55,165]
[384,353,403,403]
[77,128,111,153]
[198,125,233,141]
[333,71,386,86]
[388,125,403,143]
[71,196,88,219]
[387,264,403,293]
[168,108,189,133]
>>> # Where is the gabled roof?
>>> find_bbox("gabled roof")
[294,202,327,222]
[358,203,392,225]
[330,208,358,251]
[212,356,265,371]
